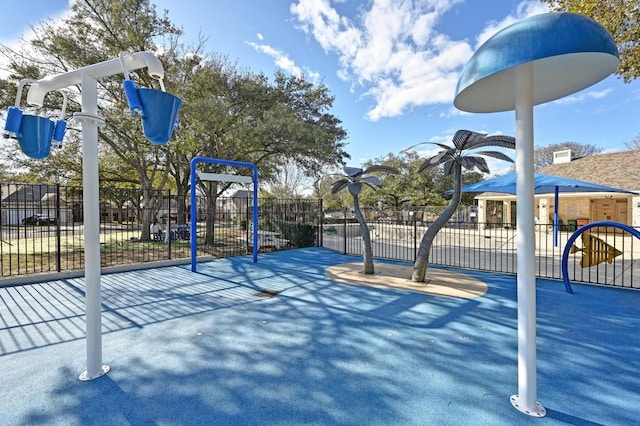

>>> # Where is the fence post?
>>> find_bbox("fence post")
[246,194,250,254]
[167,189,172,260]
[413,217,417,263]
[319,199,323,248]
[56,183,62,272]
[342,214,347,255]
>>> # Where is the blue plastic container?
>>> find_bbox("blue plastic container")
[16,115,55,159]
[138,88,182,145]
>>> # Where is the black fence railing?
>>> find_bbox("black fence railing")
[4,183,637,290]
[0,183,322,280]
[322,218,640,289]
[0,184,188,278]
[193,197,323,259]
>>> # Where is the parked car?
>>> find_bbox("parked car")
[238,230,292,249]
[170,224,190,240]
[22,214,57,226]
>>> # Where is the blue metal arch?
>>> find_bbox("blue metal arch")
[561,221,640,294]
[190,157,259,272]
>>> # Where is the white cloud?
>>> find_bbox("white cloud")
[440,106,469,118]
[257,33,264,41]
[291,0,552,122]
[289,0,475,121]
[475,1,549,48]
[247,41,320,83]
[553,88,613,105]
[0,1,75,78]
[247,42,303,75]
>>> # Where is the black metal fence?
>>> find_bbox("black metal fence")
[0,183,322,280]
[4,182,638,290]
[193,197,323,259]
[0,184,188,277]
[322,217,640,289]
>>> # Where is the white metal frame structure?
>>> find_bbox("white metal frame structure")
[24,52,170,381]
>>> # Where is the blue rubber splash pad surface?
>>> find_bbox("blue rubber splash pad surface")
[1,248,639,425]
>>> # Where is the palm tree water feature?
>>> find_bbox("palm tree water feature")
[404,130,515,283]
[454,12,619,417]
[331,165,398,274]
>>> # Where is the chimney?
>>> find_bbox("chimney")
[553,149,572,164]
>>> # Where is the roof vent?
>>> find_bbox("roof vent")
[553,149,572,164]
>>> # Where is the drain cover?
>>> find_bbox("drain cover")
[254,289,281,298]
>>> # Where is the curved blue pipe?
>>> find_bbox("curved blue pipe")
[561,221,640,294]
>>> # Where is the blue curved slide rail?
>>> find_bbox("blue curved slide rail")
[562,221,640,294]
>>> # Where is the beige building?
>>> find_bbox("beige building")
[475,149,640,228]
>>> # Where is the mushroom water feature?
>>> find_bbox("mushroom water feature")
[453,13,618,417]
[6,52,182,381]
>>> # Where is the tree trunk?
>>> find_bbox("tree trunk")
[412,164,463,282]
[139,186,155,241]
[204,181,219,245]
[352,194,375,274]
[176,187,188,225]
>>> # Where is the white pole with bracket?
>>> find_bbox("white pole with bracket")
[25,52,169,381]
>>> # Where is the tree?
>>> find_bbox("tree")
[410,130,515,283]
[0,1,349,242]
[624,134,640,150]
[331,165,398,274]
[263,160,313,198]
[543,0,640,82]
[0,0,182,240]
[357,153,412,218]
[313,173,352,212]
[172,61,349,244]
[534,142,602,170]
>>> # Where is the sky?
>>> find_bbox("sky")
[2,0,640,177]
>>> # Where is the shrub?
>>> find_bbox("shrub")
[272,220,316,248]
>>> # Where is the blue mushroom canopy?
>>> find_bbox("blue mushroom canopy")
[454,12,619,113]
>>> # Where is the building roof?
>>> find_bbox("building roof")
[231,190,251,199]
[539,149,640,192]
[1,184,56,203]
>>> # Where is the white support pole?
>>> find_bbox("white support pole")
[510,62,545,417]
[24,52,168,381]
[77,73,110,381]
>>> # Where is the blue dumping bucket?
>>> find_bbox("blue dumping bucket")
[137,88,182,145]
[16,115,55,159]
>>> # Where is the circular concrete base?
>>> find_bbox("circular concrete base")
[325,262,487,299]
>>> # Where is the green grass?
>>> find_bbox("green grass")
[0,226,262,278]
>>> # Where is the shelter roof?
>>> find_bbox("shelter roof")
[539,149,640,191]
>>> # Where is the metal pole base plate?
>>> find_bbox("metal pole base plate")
[510,394,546,417]
[79,364,110,381]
